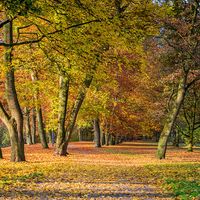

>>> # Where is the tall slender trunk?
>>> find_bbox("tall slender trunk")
[94,118,101,148]
[49,130,55,146]
[115,133,120,145]
[24,107,32,145]
[173,131,180,147]
[55,74,69,155]
[101,132,106,145]
[36,107,48,148]
[78,128,83,141]
[31,108,36,144]
[157,76,187,159]
[31,71,48,148]
[2,19,25,162]
[105,134,110,146]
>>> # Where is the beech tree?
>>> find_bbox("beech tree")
[157,0,200,159]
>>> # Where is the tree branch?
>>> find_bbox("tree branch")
[0,19,101,47]
[0,102,10,127]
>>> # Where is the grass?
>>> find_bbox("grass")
[0,141,200,199]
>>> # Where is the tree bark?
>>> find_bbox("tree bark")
[55,74,69,155]
[94,118,101,148]
[24,107,32,145]
[157,76,187,159]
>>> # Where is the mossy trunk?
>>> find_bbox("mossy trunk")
[56,75,69,156]
[157,76,187,159]
[94,118,101,148]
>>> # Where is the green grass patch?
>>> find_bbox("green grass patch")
[165,179,200,200]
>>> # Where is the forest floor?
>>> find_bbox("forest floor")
[0,141,200,200]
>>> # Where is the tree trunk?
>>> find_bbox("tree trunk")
[31,71,48,148]
[157,76,187,159]
[115,134,120,145]
[55,74,69,155]
[0,148,2,159]
[101,132,106,145]
[1,19,25,162]
[187,133,194,152]
[36,107,48,148]
[31,108,36,144]
[78,128,83,141]
[49,130,55,146]
[105,134,110,146]
[24,107,32,145]
[63,71,95,154]
[173,130,180,147]
[109,135,115,145]
[94,118,101,148]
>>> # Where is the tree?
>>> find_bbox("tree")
[0,0,42,161]
[176,84,200,152]
[157,0,200,159]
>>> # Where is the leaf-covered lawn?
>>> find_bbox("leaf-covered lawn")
[0,142,200,199]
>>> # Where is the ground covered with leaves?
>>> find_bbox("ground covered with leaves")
[0,141,200,199]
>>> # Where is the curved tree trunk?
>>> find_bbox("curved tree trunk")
[157,76,187,159]
[64,72,94,154]
[0,19,25,162]
[55,74,69,155]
